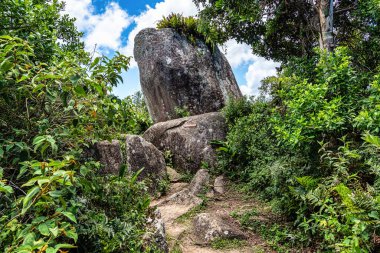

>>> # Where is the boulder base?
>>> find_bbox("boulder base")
[126,135,167,193]
[143,112,227,173]
[134,28,242,123]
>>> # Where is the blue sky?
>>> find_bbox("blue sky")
[62,0,279,98]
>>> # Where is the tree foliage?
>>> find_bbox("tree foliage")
[193,0,380,67]
[0,1,154,252]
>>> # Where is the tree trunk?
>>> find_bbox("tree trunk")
[316,0,333,51]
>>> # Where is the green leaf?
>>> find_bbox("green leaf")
[48,190,63,198]
[61,211,77,223]
[22,186,40,214]
[74,85,86,96]
[38,223,50,236]
[90,57,101,69]
[49,226,59,237]
[0,184,14,194]
[46,247,56,253]
[55,244,77,250]
[369,211,379,219]
[66,229,78,242]
[70,74,81,84]
[0,35,13,40]
[0,147,3,159]
[0,57,13,73]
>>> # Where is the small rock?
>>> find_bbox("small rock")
[188,169,210,195]
[126,135,167,194]
[167,167,181,182]
[143,209,169,253]
[193,213,247,244]
[214,176,227,195]
[95,140,123,174]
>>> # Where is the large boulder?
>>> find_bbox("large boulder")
[134,28,242,123]
[126,135,167,193]
[143,112,227,173]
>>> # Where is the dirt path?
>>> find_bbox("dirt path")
[151,172,277,253]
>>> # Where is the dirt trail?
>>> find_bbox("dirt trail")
[151,177,276,253]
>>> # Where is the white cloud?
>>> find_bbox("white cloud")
[240,59,279,96]
[221,40,279,96]
[62,0,132,52]
[221,40,256,68]
[121,0,199,67]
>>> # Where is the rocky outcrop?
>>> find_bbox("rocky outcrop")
[143,112,227,173]
[126,135,167,193]
[134,28,242,123]
[95,140,123,174]
[193,213,247,244]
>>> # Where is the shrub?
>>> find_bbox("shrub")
[157,13,217,49]
[218,47,380,251]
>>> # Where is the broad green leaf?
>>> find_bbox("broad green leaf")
[38,223,50,236]
[74,85,86,96]
[22,186,40,214]
[0,184,14,194]
[66,229,78,242]
[90,57,101,69]
[61,212,77,223]
[70,74,80,84]
[49,226,59,237]
[0,147,3,159]
[48,190,63,198]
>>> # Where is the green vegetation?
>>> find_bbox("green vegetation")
[210,238,247,250]
[0,0,154,252]
[218,48,380,251]
[1,0,380,252]
[157,13,217,49]
[199,0,380,252]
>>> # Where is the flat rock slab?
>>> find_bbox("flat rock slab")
[193,213,247,244]
[153,170,210,224]
[134,28,242,123]
[143,112,227,173]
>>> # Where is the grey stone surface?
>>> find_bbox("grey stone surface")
[95,140,123,174]
[167,167,181,183]
[214,176,227,195]
[143,112,227,173]
[126,135,167,193]
[188,169,210,195]
[157,169,210,207]
[193,213,247,244]
[143,209,169,253]
[134,28,242,123]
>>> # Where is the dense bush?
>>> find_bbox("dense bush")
[0,1,154,252]
[219,47,380,251]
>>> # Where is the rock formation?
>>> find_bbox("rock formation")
[95,140,123,174]
[134,28,242,123]
[143,112,227,173]
[126,135,167,193]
